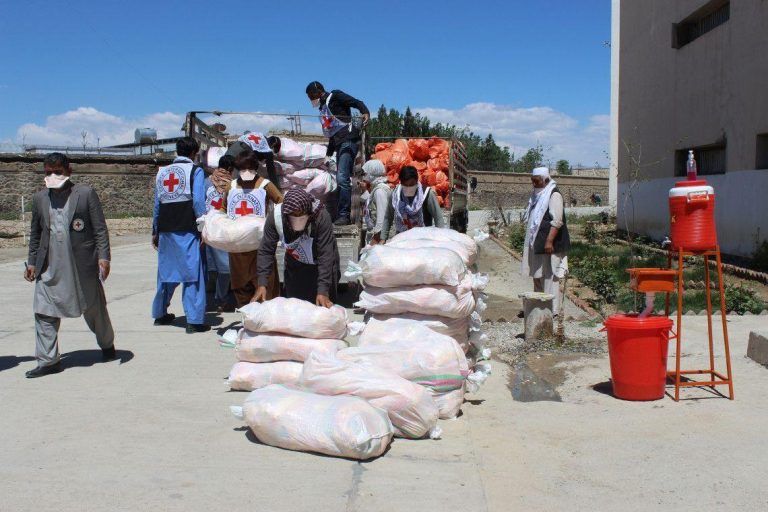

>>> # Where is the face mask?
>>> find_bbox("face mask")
[311,98,321,108]
[239,170,256,181]
[289,215,310,232]
[403,184,419,197]
[45,174,69,189]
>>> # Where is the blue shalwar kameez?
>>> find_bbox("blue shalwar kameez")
[151,157,208,324]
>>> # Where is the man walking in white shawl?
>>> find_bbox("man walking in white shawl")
[521,166,571,316]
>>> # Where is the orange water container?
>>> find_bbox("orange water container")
[668,180,716,251]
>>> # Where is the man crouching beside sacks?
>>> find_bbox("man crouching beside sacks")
[521,166,570,317]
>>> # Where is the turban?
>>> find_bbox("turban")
[532,166,550,178]
[362,159,386,179]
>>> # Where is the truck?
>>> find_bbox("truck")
[183,111,365,289]
[368,136,469,233]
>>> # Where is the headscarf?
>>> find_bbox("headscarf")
[391,183,426,233]
[362,159,386,179]
[282,189,324,220]
[362,159,389,188]
[532,166,550,178]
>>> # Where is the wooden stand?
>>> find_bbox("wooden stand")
[664,246,734,401]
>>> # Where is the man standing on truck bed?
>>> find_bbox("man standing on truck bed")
[305,81,369,226]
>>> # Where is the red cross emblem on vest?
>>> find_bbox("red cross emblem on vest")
[235,200,254,216]
[163,172,179,192]
[210,197,223,210]
[321,115,333,130]
[247,134,261,145]
[286,247,299,260]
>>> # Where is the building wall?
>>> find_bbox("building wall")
[615,0,768,256]
[0,154,174,216]
[469,171,608,209]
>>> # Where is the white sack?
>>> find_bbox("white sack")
[346,245,466,288]
[202,210,265,253]
[388,227,479,265]
[337,325,469,419]
[371,312,482,348]
[233,385,393,460]
[305,171,337,199]
[227,361,303,391]
[276,138,328,168]
[364,314,472,353]
[233,330,346,362]
[355,274,486,319]
[240,298,348,339]
[386,237,477,267]
[286,168,324,186]
[299,353,440,439]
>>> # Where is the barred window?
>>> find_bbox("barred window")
[672,1,730,49]
[675,143,727,177]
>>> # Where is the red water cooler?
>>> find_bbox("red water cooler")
[668,180,716,251]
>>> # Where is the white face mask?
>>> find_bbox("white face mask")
[45,174,70,189]
[239,170,256,181]
[289,215,310,232]
[311,98,321,108]
[403,184,419,197]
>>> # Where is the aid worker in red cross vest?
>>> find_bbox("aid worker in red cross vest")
[151,137,210,333]
[255,189,341,307]
[305,80,369,226]
[219,148,283,307]
[203,150,236,312]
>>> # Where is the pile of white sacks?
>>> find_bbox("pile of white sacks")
[272,137,337,200]
[227,227,491,460]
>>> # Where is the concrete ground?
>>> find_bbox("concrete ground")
[1,233,767,511]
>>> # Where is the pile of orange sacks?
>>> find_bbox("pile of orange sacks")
[371,137,452,208]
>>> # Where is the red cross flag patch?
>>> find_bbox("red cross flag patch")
[72,218,85,232]
[238,132,270,153]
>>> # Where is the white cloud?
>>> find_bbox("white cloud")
[415,103,609,167]
[13,107,324,148]
[15,107,184,147]
[13,104,608,166]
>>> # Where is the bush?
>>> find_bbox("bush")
[583,222,599,244]
[508,222,526,253]
[725,285,765,314]
[571,256,620,304]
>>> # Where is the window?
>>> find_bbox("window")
[675,142,727,177]
[757,134,768,170]
[672,0,730,49]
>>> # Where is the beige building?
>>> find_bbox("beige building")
[610,0,768,256]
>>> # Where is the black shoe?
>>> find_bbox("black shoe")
[102,346,117,362]
[26,362,63,379]
[154,313,175,326]
[333,217,351,226]
[186,323,211,334]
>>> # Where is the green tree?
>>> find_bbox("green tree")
[556,159,572,175]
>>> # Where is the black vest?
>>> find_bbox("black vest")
[533,188,570,254]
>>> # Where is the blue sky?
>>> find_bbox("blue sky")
[0,0,611,165]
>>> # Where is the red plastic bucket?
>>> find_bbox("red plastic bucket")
[603,314,674,400]
[669,180,716,251]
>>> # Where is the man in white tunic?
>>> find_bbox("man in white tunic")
[24,153,115,378]
[521,167,571,317]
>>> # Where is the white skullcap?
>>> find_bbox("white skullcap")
[532,166,550,177]
[362,159,386,178]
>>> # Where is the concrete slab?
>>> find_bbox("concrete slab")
[747,330,768,367]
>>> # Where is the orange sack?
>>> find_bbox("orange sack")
[408,139,431,161]
[375,142,392,152]
[371,151,393,168]
[387,139,411,174]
